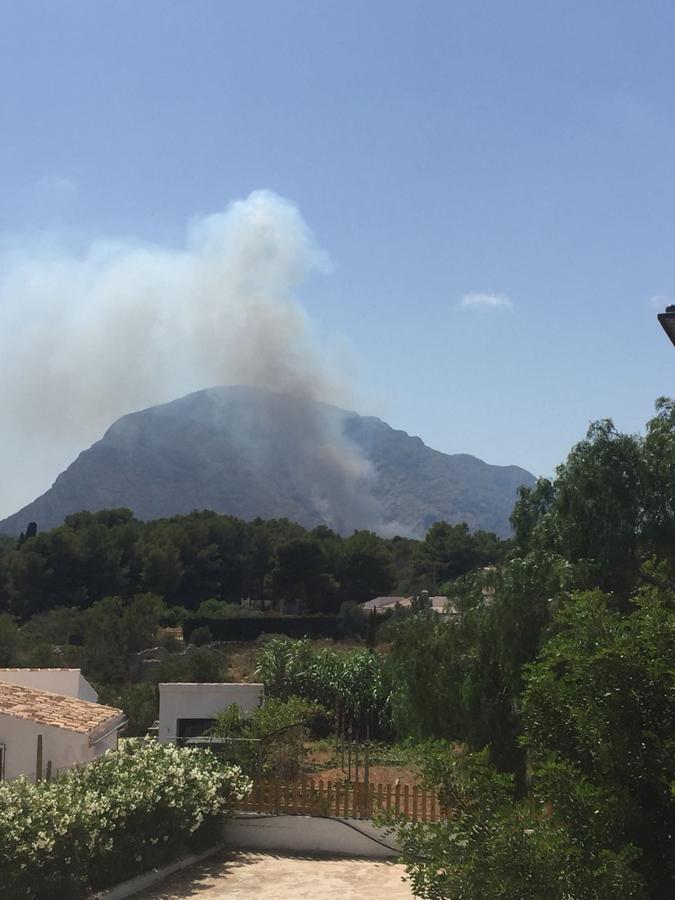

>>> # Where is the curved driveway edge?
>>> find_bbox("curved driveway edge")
[133,849,414,899]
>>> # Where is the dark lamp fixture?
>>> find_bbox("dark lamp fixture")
[658,305,675,347]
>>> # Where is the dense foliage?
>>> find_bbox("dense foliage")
[183,614,340,642]
[392,748,645,900]
[255,635,391,737]
[0,740,250,900]
[0,511,506,620]
[0,513,503,739]
[212,695,326,780]
[386,400,675,897]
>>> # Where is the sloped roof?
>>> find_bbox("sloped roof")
[0,681,124,738]
[362,596,412,610]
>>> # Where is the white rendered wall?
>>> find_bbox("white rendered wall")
[0,669,97,702]
[223,814,400,858]
[0,713,110,781]
[158,683,264,742]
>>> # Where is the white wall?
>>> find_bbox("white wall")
[158,683,264,742]
[0,669,97,702]
[223,814,400,858]
[0,713,108,781]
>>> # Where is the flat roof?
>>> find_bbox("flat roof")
[159,682,263,691]
[0,681,124,737]
[0,667,82,672]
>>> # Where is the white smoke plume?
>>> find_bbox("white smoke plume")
[0,190,375,527]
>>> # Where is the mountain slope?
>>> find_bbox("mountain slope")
[0,386,535,537]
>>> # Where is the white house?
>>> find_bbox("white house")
[158,682,264,743]
[0,681,125,782]
[361,593,450,615]
[0,668,98,702]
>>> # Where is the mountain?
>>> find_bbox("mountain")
[0,386,535,538]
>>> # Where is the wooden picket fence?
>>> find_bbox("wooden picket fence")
[237,778,444,822]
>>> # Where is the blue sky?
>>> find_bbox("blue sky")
[2,1,675,514]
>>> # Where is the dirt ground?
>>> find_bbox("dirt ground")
[310,762,421,786]
[133,849,414,899]
[307,745,420,787]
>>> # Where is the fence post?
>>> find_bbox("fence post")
[364,723,370,792]
[35,734,43,784]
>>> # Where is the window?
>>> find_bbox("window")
[176,718,214,742]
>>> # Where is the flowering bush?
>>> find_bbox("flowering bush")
[0,739,251,899]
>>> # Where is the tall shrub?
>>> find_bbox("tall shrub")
[0,739,250,899]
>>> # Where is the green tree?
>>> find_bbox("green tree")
[98,681,158,737]
[271,538,337,613]
[81,593,164,684]
[0,613,19,665]
[154,647,228,683]
[212,695,324,779]
[338,530,396,603]
[392,746,645,900]
[510,478,555,553]
[412,522,506,590]
[140,541,183,599]
[642,397,675,576]
[521,589,675,897]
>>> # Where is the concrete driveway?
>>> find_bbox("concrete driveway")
[134,849,414,899]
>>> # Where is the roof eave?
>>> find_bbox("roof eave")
[88,713,128,746]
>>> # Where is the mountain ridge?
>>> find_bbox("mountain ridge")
[0,385,535,537]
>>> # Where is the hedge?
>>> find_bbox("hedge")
[0,739,251,899]
[183,614,340,643]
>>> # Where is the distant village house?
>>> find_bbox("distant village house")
[361,592,450,615]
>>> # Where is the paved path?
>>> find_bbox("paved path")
[134,849,414,899]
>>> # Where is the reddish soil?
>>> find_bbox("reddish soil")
[306,746,421,787]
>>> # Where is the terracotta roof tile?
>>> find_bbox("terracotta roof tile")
[0,681,124,736]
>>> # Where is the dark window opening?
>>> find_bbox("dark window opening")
[176,718,214,743]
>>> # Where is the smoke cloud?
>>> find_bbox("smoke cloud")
[0,190,376,528]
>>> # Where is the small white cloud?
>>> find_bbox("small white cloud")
[460,292,514,311]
